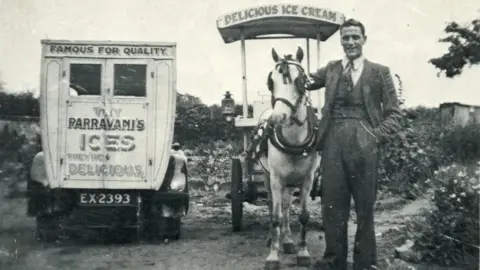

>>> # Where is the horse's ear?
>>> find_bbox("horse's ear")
[296,46,304,63]
[272,48,279,62]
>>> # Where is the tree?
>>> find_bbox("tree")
[173,92,254,145]
[429,19,480,78]
[0,72,5,91]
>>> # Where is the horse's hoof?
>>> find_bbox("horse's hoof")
[282,243,296,254]
[265,260,280,270]
[297,256,311,267]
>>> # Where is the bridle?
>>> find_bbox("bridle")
[267,56,309,126]
[256,54,319,159]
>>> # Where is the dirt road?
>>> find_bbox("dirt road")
[0,193,429,270]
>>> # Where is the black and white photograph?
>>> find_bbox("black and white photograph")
[0,0,479,269]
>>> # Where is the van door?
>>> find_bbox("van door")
[103,59,153,189]
[61,58,109,189]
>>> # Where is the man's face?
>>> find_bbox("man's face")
[340,26,366,60]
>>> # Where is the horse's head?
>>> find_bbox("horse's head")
[267,46,308,126]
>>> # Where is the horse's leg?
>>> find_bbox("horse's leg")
[281,187,296,254]
[266,187,273,248]
[265,172,283,270]
[263,170,273,248]
[296,173,315,267]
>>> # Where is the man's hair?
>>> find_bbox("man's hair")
[340,19,366,36]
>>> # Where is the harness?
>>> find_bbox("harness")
[264,57,320,156]
[243,56,322,200]
[243,57,322,199]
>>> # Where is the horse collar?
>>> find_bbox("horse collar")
[267,106,319,156]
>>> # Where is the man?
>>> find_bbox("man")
[305,19,403,270]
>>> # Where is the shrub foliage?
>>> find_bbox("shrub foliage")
[406,163,480,267]
[0,91,39,117]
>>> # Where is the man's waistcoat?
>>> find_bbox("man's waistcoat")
[331,69,369,120]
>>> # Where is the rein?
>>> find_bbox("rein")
[265,57,319,156]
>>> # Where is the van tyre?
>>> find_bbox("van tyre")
[159,217,181,240]
[146,214,182,241]
[35,215,61,242]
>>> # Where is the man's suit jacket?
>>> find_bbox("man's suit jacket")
[308,59,403,152]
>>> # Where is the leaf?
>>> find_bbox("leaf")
[429,19,480,78]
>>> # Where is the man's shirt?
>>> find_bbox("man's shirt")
[342,55,365,86]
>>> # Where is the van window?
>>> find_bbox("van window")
[113,64,147,97]
[69,64,102,96]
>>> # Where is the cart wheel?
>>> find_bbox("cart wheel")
[231,157,243,232]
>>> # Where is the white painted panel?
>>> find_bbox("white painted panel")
[41,59,61,187]
[152,60,175,190]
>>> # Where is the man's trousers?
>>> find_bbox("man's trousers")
[320,118,380,270]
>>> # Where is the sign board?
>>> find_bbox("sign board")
[42,41,174,59]
[65,103,148,182]
[217,4,344,28]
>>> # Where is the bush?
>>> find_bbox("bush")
[439,123,480,164]
[378,107,444,199]
[379,128,433,198]
[378,107,480,199]
[0,91,39,117]
[0,127,41,197]
[405,163,480,267]
[185,140,243,190]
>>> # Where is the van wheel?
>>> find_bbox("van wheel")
[158,217,181,240]
[35,215,60,242]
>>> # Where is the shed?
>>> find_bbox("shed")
[439,102,480,127]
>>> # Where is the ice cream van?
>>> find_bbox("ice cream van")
[27,39,189,242]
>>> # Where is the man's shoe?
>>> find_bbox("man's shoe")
[312,259,336,270]
[312,259,353,270]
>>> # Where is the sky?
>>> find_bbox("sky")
[0,0,479,108]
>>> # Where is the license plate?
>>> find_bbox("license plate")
[78,192,135,206]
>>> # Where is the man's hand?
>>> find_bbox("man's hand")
[304,74,316,90]
[304,62,331,91]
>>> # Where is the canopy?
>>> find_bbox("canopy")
[217,4,346,43]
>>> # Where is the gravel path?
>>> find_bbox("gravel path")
[0,193,435,270]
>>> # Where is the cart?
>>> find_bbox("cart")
[217,4,346,231]
[27,39,190,242]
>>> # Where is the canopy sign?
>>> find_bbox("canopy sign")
[217,4,344,28]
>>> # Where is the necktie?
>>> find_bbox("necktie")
[342,60,354,92]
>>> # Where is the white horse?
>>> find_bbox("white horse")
[257,47,321,269]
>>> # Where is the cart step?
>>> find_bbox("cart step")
[225,190,301,201]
